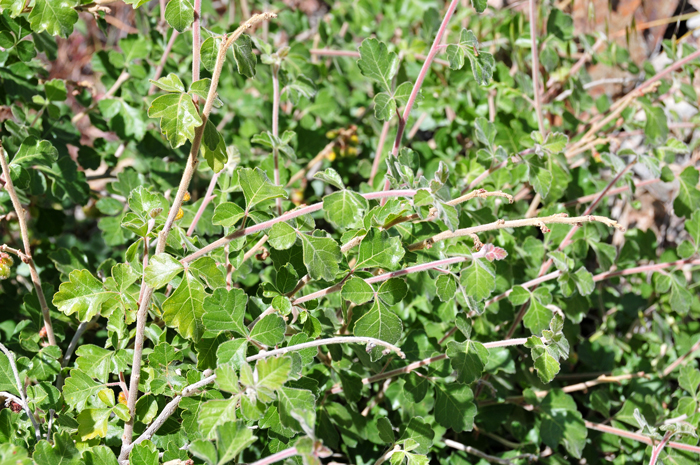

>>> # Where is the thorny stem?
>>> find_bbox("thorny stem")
[529,0,545,135]
[408,213,624,252]
[0,144,56,346]
[272,63,283,216]
[380,0,460,197]
[119,13,277,460]
[180,189,418,264]
[149,30,180,95]
[444,439,518,465]
[0,343,41,441]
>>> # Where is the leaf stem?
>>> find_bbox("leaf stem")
[180,189,417,264]
[585,421,700,455]
[187,171,221,236]
[0,144,56,346]
[119,13,278,459]
[0,343,41,441]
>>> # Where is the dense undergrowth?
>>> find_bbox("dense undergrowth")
[1,0,700,464]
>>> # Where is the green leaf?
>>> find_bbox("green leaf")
[540,390,587,458]
[256,356,292,393]
[523,298,552,335]
[433,384,476,432]
[356,229,405,270]
[341,277,374,305]
[393,81,417,108]
[83,446,119,465]
[643,104,669,145]
[53,270,112,321]
[268,222,297,250]
[129,440,158,465]
[232,34,256,78]
[508,285,531,305]
[162,271,206,341]
[445,29,494,85]
[313,167,344,189]
[28,345,61,381]
[33,432,81,465]
[546,9,574,41]
[376,278,408,306]
[77,408,111,441]
[164,0,194,32]
[679,365,700,396]
[357,38,398,92]
[249,314,286,346]
[238,167,287,211]
[149,73,185,92]
[527,156,553,198]
[353,300,402,361]
[212,202,245,228]
[148,91,203,149]
[460,259,495,301]
[377,417,394,443]
[28,0,78,37]
[299,233,342,281]
[474,117,496,147]
[0,351,19,397]
[75,345,114,383]
[198,398,240,440]
[10,137,58,167]
[525,336,560,383]
[63,369,102,411]
[202,288,248,336]
[446,339,489,384]
[398,417,435,454]
[435,274,457,302]
[373,92,396,121]
[675,167,700,218]
[323,190,368,230]
[277,386,316,432]
[144,254,183,289]
[216,421,257,465]
[201,119,227,173]
[471,0,487,13]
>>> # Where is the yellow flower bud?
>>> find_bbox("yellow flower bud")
[325,130,338,139]
[118,391,127,405]
[327,150,337,161]
[349,135,359,145]
[183,192,191,202]
[175,208,184,220]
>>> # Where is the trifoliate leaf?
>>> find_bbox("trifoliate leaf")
[75,345,115,383]
[356,229,405,270]
[144,254,183,289]
[341,277,374,305]
[162,271,206,341]
[445,29,494,85]
[202,288,248,336]
[53,270,112,321]
[148,91,203,149]
[357,38,398,92]
[299,233,341,281]
[353,300,402,361]
[238,167,287,211]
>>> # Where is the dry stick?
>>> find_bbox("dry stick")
[379,0,460,200]
[72,70,129,123]
[0,145,56,346]
[148,30,180,95]
[187,171,221,236]
[119,13,277,460]
[444,439,517,465]
[286,141,334,187]
[407,213,624,252]
[369,120,391,186]
[504,159,636,340]
[0,343,41,441]
[120,336,402,457]
[663,337,700,377]
[585,421,700,455]
[179,189,418,264]
[329,338,529,395]
[528,0,545,135]
[271,63,283,216]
